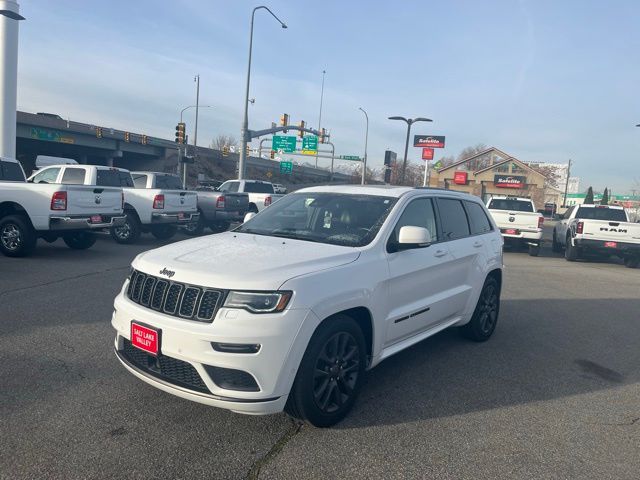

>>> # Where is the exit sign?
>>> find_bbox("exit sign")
[279,161,293,174]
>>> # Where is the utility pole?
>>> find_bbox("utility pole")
[315,70,326,168]
[0,1,25,159]
[359,107,368,185]
[184,74,200,189]
[563,158,572,207]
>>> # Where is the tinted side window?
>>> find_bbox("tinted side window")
[132,174,148,188]
[155,175,182,189]
[221,181,239,193]
[244,182,274,193]
[465,201,493,235]
[391,198,439,244]
[119,172,134,187]
[61,168,86,185]
[0,161,25,181]
[32,168,61,184]
[437,198,470,240]
[96,170,120,187]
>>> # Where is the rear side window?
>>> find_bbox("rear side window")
[119,172,134,187]
[465,201,493,235]
[488,199,534,212]
[0,160,25,181]
[437,198,470,240]
[392,198,440,244]
[31,167,61,184]
[132,174,148,188]
[244,182,273,194]
[155,175,182,189]
[96,170,121,187]
[220,181,239,193]
[61,168,86,185]
[575,207,627,222]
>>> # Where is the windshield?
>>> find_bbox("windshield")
[575,207,627,221]
[235,192,398,247]
[488,199,534,212]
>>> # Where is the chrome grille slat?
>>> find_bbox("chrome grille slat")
[125,270,222,323]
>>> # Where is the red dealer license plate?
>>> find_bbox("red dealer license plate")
[178,212,185,220]
[90,215,103,224]
[604,241,618,248]
[503,228,519,235]
[130,322,160,355]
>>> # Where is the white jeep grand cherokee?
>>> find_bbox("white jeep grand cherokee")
[112,186,503,427]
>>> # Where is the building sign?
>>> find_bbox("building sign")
[421,148,434,160]
[453,171,468,185]
[494,174,526,188]
[414,135,445,148]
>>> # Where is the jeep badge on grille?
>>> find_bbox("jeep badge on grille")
[159,267,175,278]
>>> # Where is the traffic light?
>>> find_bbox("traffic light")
[319,128,327,144]
[298,120,305,138]
[175,122,186,144]
[223,146,229,156]
[280,113,289,133]
[270,150,275,159]
[96,127,103,138]
[142,135,148,145]
[124,132,130,142]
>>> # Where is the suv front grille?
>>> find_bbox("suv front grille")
[127,270,224,322]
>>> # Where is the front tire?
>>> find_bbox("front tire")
[624,256,639,268]
[150,225,178,240]
[286,315,366,427]
[110,212,141,244]
[565,234,578,261]
[528,244,540,257]
[460,276,500,342]
[63,231,96,250]
[0,215,37,257]
[552,229,562,253]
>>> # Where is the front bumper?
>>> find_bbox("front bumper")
[151,212,200,225]
[575,238,640,255]
[49,214,126,231]
[111,289,315,415]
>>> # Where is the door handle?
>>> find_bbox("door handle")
[434,249,447,258]
[473,240,483,248]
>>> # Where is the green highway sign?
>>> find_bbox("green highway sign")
[339,155,362,161]
[280,161,293,174]
[272,135,296,153]
[302,135,318,152]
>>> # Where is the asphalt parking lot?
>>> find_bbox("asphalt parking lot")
[2,225,639,480]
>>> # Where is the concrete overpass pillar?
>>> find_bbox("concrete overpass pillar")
[0,1,24,159]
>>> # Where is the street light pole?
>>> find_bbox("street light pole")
[239,6,287,181]
[181,74,201,189]
[388,116,433,185]
[359,107,369,185]
[315,69,326,168]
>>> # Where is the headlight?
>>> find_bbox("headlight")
[224,291,292,314]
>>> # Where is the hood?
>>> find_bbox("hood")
[133,232,360,290]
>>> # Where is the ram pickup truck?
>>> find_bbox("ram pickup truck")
[552,204,640,267]
[486,196,544,256]
[1,157,124,257]
[218,179,284,213]
[182,187,249,236]
[29,165,199,244]
[111,186,503,427]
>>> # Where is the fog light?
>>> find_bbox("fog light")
[211,342,261,354]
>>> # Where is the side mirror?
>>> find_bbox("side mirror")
[397,226,431,250]
[243,212,256,223]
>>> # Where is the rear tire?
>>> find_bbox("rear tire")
[624,256,639,268]
[285,315,366,427]
[209,221,230,234]
[552,229,562,253]
[248,203,259,214]
[150,225,178,240]
[460,276,500,342]
[110,211,141,244]
[0,215,37,257]
[528,244,540,257]
[183,211,205,236]
[565,234,578,261]
[63,231,96,250]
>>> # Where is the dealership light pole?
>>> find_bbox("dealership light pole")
[239,6,287,180]
[179,101,213,188]
[0,1,24,159]
[315,69,326,168]
[359,107,369,185]
[388,116,432,185]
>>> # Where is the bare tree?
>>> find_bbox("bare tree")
[530,164,562,189]
[211,135,238,151]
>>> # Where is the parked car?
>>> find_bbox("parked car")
[183,187,249,236]
[1,157,125,257]
[273,183,287,194]
[218,179,284,213]
[111,186,503,427]
[552,204,640,267]
[486,196,544,256]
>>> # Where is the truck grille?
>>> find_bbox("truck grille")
[127,270,224,322]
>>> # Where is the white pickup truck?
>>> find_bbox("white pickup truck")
[1,157,125,257]
[486,196,544,256]
[218,179,284,213]
[29,165,199,244]
[552,204,640,267]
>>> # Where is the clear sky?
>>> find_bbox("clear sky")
[16,0,640,192]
